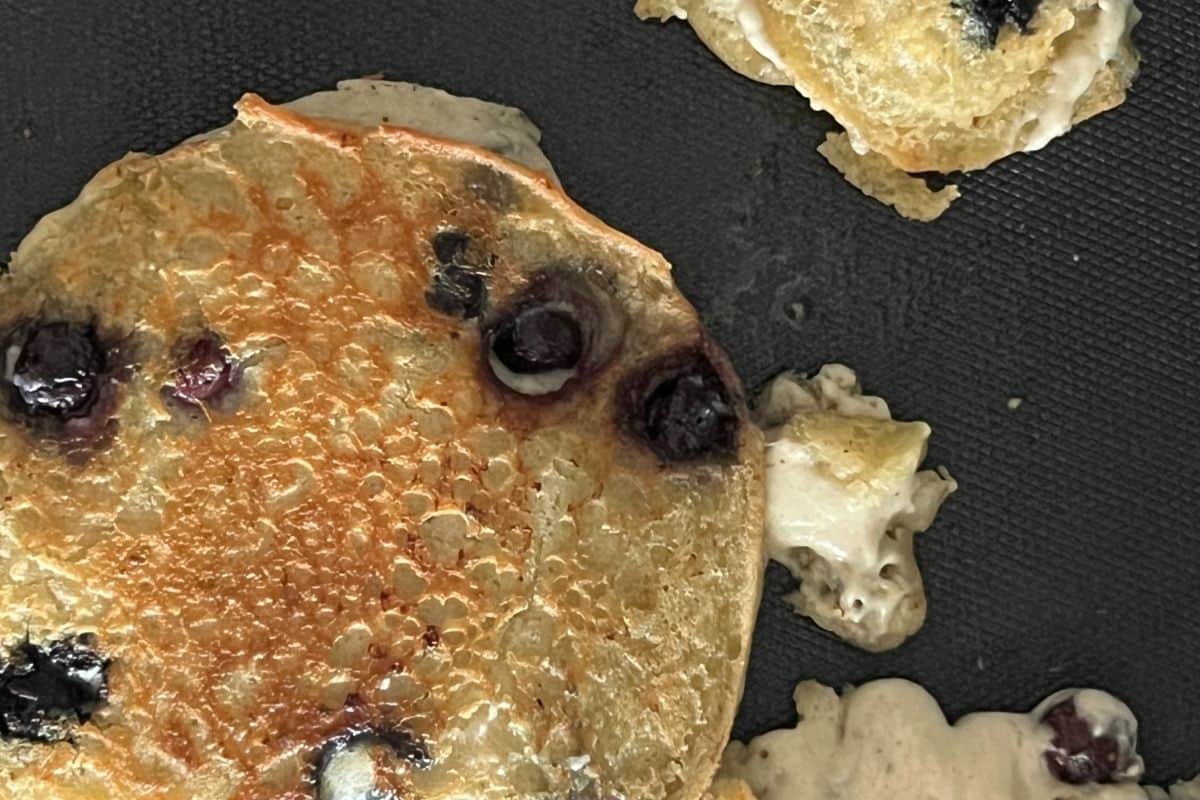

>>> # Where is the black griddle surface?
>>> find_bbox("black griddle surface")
[1,0,1197,783]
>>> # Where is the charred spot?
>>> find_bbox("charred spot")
[165,331,238,407]
[431,228,495,272]
[955,0,1041,46]
[426,265,488,320]
[0,634,111,742]
[483,267,626,397]
[1041,694,1141,785]
[431,229,473,266]
[622,349,740,463]
[313,727,431,799]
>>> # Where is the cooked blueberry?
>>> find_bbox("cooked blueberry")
[315,727,431,799]
[1040,692,1141,785]
[484,270,626,396]
[491,307,583,375]
[627,352,738,463]
[426,266,487,320]
[432,230,472,265]
[5,322,104,419]
[0,635,110,742]
[422,625,440,649]
[956,0,1041,46]
[166,332,236,406]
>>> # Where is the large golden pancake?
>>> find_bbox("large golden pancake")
[0,91,764,800]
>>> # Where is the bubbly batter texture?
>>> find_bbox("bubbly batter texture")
[636,0,1141,218]
[0,86,764,799]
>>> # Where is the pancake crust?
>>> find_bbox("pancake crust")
[816,133,960,223]
[755,0,1141,173]
[0,96,764,800]
[638,0,1140,219]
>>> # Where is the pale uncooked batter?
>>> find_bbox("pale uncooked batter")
[720,679,1159,800]
[755,365,956,651]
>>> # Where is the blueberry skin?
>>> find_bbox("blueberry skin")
[6,322,105,419]
[0,636,110,742]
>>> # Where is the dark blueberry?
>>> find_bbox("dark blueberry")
[628,352,738,463]
[421,625,440,649]
[6,322,104,419]
[1042,695,1139,784]
[314,727,431,799]
[0,635,110,742]
[484,269,627,396]
[491,307,583,375]
[426,266,487,320]
[432,229,472,266]
[167,332,236,406]
[956,0,1041,46]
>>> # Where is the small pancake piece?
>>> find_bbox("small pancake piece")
[0,91,763,800]
[638,0,1141,215]
[755,0,1141,172]
[754,365,955,652]
[719,680,1150,800]
[817,133,960,222]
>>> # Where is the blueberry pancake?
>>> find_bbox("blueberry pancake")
[637,0,1140,217]
[0,88,764,799]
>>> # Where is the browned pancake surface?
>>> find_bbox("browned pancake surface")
[0,97,763,800]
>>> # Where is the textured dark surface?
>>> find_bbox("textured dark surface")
[1,0,1197,783]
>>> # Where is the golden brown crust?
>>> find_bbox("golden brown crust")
[704,777,759,800]
[1073,45,1140,125]
[755,0,1141,173]
[639,0,1141,174]
[816,133,960,222]
[0,95,764,799]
